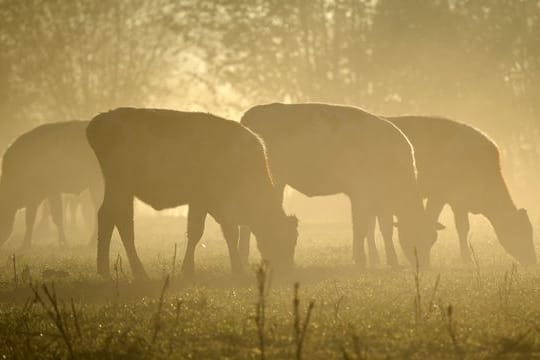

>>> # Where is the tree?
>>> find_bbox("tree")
[0,0,193,147]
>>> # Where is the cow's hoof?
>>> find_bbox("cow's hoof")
[17,244,32,252]
[181,266,195,279]
[354,259,367,270]
[98,272,112,281]
[387,258,399,268]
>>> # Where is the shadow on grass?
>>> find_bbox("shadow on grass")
[0,262,413,304]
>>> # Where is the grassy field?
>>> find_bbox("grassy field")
[0,214,539,359]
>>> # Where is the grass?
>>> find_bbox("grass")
[0,214,539,358]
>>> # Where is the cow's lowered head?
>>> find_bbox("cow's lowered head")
[256,214,298,273]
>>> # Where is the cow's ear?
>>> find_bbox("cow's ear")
[435,222,446,231]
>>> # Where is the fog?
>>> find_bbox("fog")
[2,1,539,215]
[1,2,540,358]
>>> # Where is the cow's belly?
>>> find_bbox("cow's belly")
[284,173,347,197]
[25,174,88,198]
[269,148,361,197]
[135,187,190,211]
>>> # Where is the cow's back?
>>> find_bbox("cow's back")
[241,103,416,197]
[388,116,501,205]
[1,121,100,200]
[88,108,271,210]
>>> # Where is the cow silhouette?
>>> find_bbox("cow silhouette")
[87,108,298,279]
[239,103,438,268]
[366,116,536,265]
[0,121,103,249]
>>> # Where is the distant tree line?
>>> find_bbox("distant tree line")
[0,0,197,145]
[1,0,539,191]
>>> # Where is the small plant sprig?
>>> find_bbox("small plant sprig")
[292,282,315,360]
[444,304,464,359]
[70,298,82,339]
[341,326,367,360]
[12,253,18,288]
[413,248,422,324]
[113,253,125,302]
[468,238,482,287]
[171,242,178,278]
[426,274,441,317]
[31,283,74,358]
[254,261,272,360]
[412,249,441,323]
[498,263,517,317]
[151,275,170,347]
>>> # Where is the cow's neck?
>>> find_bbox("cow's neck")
[243,186,284,235]
[480,181,517,238]
[0,187,18,235]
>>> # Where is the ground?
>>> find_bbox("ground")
[0,213,539,359]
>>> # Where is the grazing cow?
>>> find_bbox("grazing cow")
[86,108,298,280]
[36,193,96,235]
[239,103,438,268]
[0,121,103,248]
[366,116,536,265]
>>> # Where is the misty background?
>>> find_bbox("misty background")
[1,0,539,225]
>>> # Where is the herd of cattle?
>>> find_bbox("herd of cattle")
[0,103,536,279]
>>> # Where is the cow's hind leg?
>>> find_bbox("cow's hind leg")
[378,212,398,267]
[49,194,67,246]
[21,202,39,249]
[96,189,119,279]
[365,216,380,266]
[238,226,251,267]
[425,197,445,228]
[351,198,372,268]
[221,222,244,275]
[452,206,471,262]
[114,195,147,280]
[86,188,102,247]
[35,201,51,233]
[181,206,206,277]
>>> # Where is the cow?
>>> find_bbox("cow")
[0,121,103,249]
[86,108,298,280]
[36,193,97,236]
[365,116,536,265]
[238,103,439,268]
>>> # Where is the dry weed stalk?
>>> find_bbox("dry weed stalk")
[171,242,178,278]
[413,248,422,324]
[31,283,74,358]
[254,261,271,360]
[468,238,482,287]
[341,327,367,360]
[445,304,463,359]
[293,282,315,360]
[12,253,18,288]
[151,275,170,346]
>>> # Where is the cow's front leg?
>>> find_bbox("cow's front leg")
[181,205,207,277]
[350,197,372,268]
[365,215,380,266]
[378,212,398,267]
[49,194,67,246]
[21,202,38,249]
[238,225,251,267]
[221,222,245,276]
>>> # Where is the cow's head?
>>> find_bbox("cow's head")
[396,211,441,268]
[496,208,536,265]
[256,214,298,273]
[0,202,16,247]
